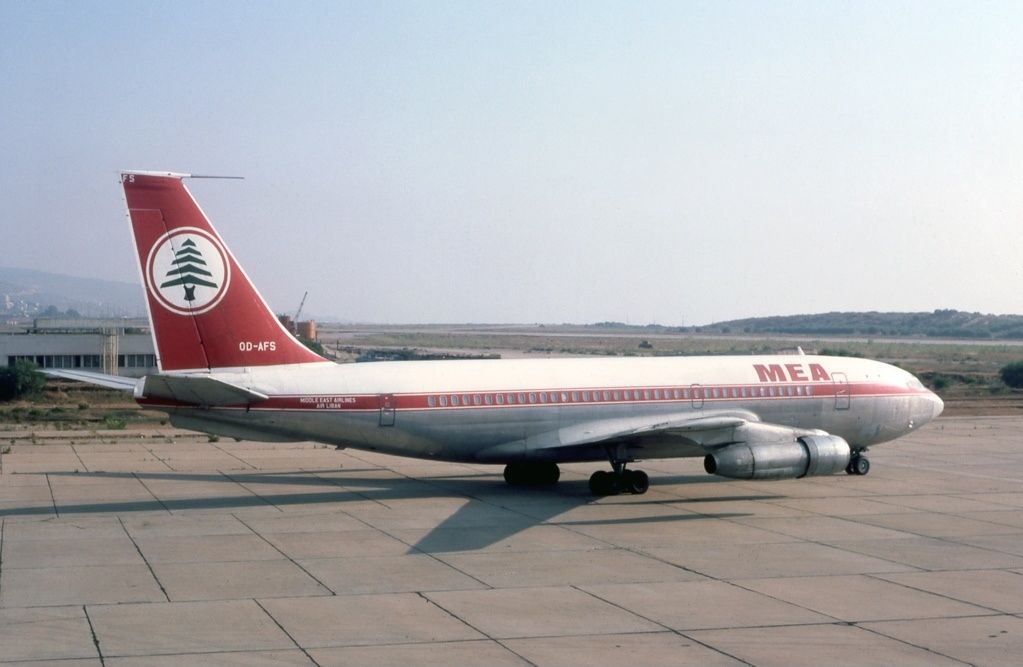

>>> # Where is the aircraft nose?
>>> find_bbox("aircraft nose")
[929,392,944,420]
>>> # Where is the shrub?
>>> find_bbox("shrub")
[103,415,127,430]
[1000,361,1023,388]
[0,360,46,401]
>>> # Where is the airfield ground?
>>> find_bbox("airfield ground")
[1,416,1022,666]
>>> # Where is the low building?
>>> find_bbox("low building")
[1,318,156,378]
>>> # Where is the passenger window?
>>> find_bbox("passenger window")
[484,394,493,405]
[450,395,460,406]
[529,393,537,403]
[439,395,448,407]
[496,394,505,404]
[519,393,527,403]
[539,393,547,403]
[474,394,482,406]
[604,391,611,401]
[806,386,813,396]
[582,391,590,401]
[428,396,436,407]
[613,391,621,400]
[562,392,570,402]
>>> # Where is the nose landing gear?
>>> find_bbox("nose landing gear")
[846,452,870,476]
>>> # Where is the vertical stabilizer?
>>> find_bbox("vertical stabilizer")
[122,171,326,372]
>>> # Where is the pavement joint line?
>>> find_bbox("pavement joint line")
[233,514,337,597]
[131,472,172,514]
[414,591,511,649]
[252,597,322,667]
[208,441,259,470]
[82,604,106,666]
[69,443,89,472]
[862,571,1021,616]
[305,469,390,509]
[217,470,283,512]
[852,618,978,665]
[118,516,170,602]
[43,473,59,518]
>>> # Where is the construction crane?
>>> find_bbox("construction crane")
[294,291,308,323]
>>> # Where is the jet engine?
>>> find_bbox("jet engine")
[704,434,851,480]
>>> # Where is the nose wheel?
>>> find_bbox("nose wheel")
[846,453,870,476]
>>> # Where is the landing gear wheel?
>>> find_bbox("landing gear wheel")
[846,455,870,476]
[589,470,618,496]
[589,468,650,496]
[625,470,649,494]
[504,462,560,486]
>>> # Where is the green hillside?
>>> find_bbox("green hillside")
[707,310,1023,339]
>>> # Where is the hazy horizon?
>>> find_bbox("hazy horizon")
[4,2,1021,326]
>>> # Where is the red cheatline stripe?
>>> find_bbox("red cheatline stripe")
[137,381,929,411]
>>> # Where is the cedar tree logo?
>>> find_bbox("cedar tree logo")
[145,227,230,315]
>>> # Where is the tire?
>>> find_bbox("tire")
[589,470,614,495]
[853,456,870,476]
[626,470,650,494]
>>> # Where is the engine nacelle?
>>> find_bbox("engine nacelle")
[704,434,851,480]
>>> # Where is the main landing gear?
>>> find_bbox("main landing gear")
[589,458,650,496]
[846,451,870,476]
[503,462,561,486]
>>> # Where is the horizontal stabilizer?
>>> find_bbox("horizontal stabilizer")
[138,375,269,407]
[41,369,139,391]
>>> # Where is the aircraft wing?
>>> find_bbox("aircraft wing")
[475,409,821,462]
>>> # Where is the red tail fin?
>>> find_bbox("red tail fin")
[123,171,326,372]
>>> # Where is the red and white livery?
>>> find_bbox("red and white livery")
[48,171,944,495]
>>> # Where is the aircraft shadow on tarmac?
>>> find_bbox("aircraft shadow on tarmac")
[4,470,775,552]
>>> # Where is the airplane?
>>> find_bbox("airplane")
[45,171,945,496]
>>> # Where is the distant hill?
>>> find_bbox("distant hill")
[0,266,145,319]
[706,310,1023,340]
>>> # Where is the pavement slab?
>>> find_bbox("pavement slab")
[502,632,745,666]
[687,623,969,666]
[736,573,992,622]
[874,569,1023,614]
[88,599,295,657]
[259,593,485,648]
[580,580,831,630]
[0,564,165,607]
[299,553,488,595]
[0,606,98,662]
[310,640,530,667]
[151,559,332,601]
[862,615,1023,667]
[425,586,664,639]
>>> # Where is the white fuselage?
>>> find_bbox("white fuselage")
[145,354,943,464]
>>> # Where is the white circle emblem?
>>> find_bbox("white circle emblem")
[145,227,231,315]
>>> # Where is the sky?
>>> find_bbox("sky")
[2,1,1021,325]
